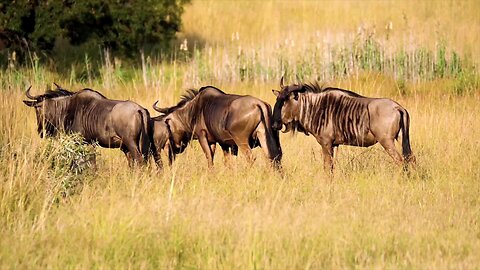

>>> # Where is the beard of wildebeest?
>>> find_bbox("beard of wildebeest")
[152,86,282,169]
[272,77,415,174]
[23,85,156,168]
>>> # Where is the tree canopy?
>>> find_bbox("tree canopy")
[0,0,190,59]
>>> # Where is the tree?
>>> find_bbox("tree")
[0,0,63,51]
[0,0,190,59]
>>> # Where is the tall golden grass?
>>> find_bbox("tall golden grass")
[1,0,479,268]
[182,0,480,56]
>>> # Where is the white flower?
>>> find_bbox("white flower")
[180,39,188,51]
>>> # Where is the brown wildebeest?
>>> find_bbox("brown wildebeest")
[152,86,282,168]
[272,77,415,173]
[23,84,154,167]
[151,107,239,166]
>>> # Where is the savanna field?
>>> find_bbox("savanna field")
[1,1,480,268]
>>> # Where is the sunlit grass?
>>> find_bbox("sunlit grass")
[1,0,480,268]
[2,77,480,268]
[182,0,480,57]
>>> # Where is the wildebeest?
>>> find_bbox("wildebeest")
[152,86,282,168]
[23,84,154,167]
[152,102,238,165]
[272,77,415,173]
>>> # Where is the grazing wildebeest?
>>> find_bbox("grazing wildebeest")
[272,77,415,173]
[151,103,239,166]
[23,85,153,167]
[152,86,282,168]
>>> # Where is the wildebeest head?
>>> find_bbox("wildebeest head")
[23,84,74,137]
[271,76,306,133]
[152,95,195,153]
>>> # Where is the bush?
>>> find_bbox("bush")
[0,0,190,61]
[45,133,97,200]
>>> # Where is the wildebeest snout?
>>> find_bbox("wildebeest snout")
[272,121,282,130]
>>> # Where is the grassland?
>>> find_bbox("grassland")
[1,0,480,269]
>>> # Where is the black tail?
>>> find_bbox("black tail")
[165,120,176,166]
[138,109,151,163]
[399,108,415,164]
[258,104,282,169]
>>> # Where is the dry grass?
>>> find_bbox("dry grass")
[2,79,480,268]
[1,0,480,268]
[182,0,480,57]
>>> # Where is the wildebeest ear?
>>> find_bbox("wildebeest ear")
[23,100,36,107]
[293,92,299,101]
[272,90,280,97]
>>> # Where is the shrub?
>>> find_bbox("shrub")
[44,133,97,200]
[0,0,191,61]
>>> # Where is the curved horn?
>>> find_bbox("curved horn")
[280,76,285,88]
[25,86,38,100]
[53,82,62,89]
[152,101,169,114]
[289,85,306,94]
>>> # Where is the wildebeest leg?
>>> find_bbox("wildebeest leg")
[333,145,339,160]
[232,137,255,164]
[198,130,214,167]
[320,143,334,175]
[90,152,98,171]
[231,145,238,156]
[164,142,175,166]
[239,144,254,164]
[378,138,403,165]
[86,145,97,170]
[210,143,216,160]
[123,141,145,167]
[151,145,163,170]
[221,145,232,165]
[121,146,133,167]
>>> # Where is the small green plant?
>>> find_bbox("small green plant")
[434,43,447,78]
[45,133,97,200]
[453,68,479,96]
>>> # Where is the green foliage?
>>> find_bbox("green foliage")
[60,0,190,57]
[45,133,97,199]
[0,1,61,51]
[434,43,447,78]
[453,68,480,96]
[0,0,190,61]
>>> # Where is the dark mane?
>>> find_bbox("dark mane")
[35,88,75,101]
[179,89,199,105]
[158,86,226,115]
[160,89,199,114]
[303,81,365,97]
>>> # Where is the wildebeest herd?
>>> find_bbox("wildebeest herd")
[23,77,415,174]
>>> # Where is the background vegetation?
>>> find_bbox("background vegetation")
[0,0,189,61]
[1,0,479,268]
